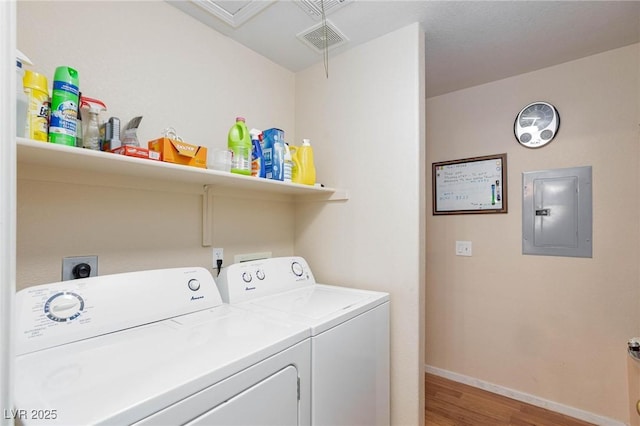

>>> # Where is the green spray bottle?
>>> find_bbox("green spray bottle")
[49,66,79,146]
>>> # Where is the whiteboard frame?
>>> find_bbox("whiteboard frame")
[432,153,508,215]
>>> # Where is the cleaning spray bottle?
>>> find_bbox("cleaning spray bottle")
[250,129,266,178]
[80,97,106,150]
[49,66,79,146]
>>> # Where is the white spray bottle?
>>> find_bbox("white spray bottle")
[80,97,107,150]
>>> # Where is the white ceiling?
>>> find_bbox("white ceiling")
[169,0,640,97]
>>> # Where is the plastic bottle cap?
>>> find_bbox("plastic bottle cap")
[303,139,311,145]
[23,70,48,92]
[236,117,245,122]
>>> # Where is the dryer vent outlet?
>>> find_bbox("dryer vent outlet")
[62,256,98,281]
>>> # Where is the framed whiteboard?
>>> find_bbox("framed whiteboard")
[432,153,507,215]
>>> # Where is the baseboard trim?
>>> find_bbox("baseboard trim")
[425,365,626,426]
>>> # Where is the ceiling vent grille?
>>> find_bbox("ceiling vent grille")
[297,20,349,53]
[295,0,352,19]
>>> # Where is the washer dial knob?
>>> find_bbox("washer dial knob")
[242,272,252,283]
[188,279,201,291]
[291,261,304,277]
[44,292,85,322]
[256,269,265,280]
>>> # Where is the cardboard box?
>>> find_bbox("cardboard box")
[111,145,161,161]
[148,137,207,168]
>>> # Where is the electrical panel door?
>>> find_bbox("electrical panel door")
[522,166,592,258]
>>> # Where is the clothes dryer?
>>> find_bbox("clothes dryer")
[217,257,390,426]
[14,267,310,425]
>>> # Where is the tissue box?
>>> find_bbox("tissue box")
[148,137,207,168]
[112,145,161,161]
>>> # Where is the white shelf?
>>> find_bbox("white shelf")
[16,138,348,200]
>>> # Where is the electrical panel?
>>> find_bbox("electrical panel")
[522,166,592,258]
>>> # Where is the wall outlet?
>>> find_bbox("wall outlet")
[62,255,98,281]
[234,251,272,263]
[455,241,472,257]
[213,247,224,267]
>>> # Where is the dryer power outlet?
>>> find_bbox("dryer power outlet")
[62,256,98,281]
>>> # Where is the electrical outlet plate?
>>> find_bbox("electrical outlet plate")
[213,248,224,267]
[62,255,98,281]
[234,251,272,264]
[455,241,472,257]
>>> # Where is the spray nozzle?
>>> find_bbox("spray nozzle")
[16,49,32,69]
[81,96,107,114]
[250,128,263,141]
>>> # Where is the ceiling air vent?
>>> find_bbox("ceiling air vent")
[297,20,349,53]
[295,0,353,19]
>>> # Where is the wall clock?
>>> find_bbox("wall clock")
[514,101,560,148]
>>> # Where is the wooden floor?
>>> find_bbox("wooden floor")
[425,373,596,426]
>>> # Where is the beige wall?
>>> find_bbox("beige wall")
[425,44,640,423]
[295,23,426,426]
[16,1,297,288]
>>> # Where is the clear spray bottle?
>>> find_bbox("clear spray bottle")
[80,97,107,150]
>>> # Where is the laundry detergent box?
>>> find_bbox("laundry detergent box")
[148,137,207,168]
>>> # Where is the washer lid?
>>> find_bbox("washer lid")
[247,284,389,335]
[15,305,309,426]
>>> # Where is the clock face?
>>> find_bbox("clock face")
[514,102,559,148]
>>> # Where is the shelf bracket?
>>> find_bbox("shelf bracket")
[202,185,214,247]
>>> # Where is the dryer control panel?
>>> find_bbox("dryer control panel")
[16,267,223,355]
[217,257,316,303]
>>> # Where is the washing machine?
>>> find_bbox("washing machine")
[216,256,390,426]
[14,267,311,425]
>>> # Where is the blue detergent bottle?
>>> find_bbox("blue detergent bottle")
[250,129,266,178]
[263,128,285,181]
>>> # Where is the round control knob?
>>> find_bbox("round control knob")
[44,292,84,322]
[291,261,304,277]
[242,272,252,283]
[72,263,92,279]
[188,279,201,291]
[256,269,265,280]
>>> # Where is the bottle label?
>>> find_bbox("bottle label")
[50,79,79,140]
[49,99,77,136]
[52,80,79,96]
[284,161,292,182]
[263,147,273,179]
[25,88,50,141]
[251,157,262,177]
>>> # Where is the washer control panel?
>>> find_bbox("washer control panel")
[216,257,316,303]
[16,267,222,355]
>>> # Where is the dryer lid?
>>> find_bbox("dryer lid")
[15,268,223,355]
